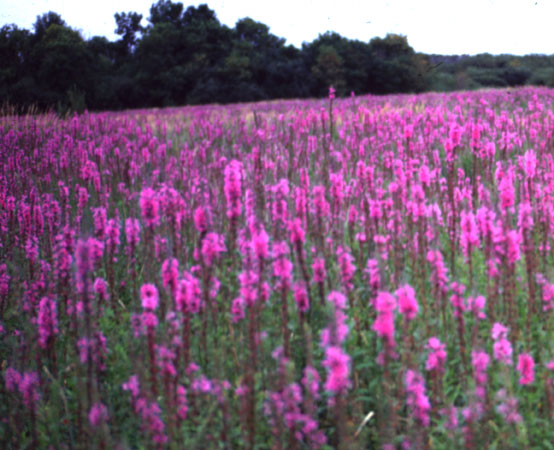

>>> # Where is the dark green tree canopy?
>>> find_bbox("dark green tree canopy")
[1,2,552,112]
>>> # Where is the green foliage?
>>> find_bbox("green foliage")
[2,3,554,111]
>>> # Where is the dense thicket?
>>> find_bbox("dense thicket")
[2,1,554,112]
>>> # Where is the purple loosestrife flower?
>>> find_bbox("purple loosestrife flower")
[75,238,93,284]
[405,369,431,427]
[4,367,21,392]
[493,339,513,366]
[467,295,486,319]
[193,206,208,233]
[231,297,245,323]
[322,346,350,394]
[312,258,326,284]
[294,282,309,313]
[491,322,509,340]
[495,389,522,424]
[313,186,330,218]
[175,273,203,314]
[136,400,168,445]
[0,264,10,302]
[472,350,490,401]
[251,227,269,261]
[289,218,305,245]
[271,179,289,225]
[140,284,159,310]
[19,372,40,410]
[396,284,418,321]
[37,296,58,348]
[302,366,321,401]
[93,207,107,240]
[139,188,160,227]
[491,323,513,365]
[200,232,226,266]
[176,385,188,419]
[517,353,535,385]
[439,406,459,431]
[89,402,109,427]
[365,258,381,293]
[427,250,449,293]
[224,160,243,220]
[25,236,39,264]
[273,242,293,286]
[94,278,109,302]
[161,258,179,296]
[460,210,480,258]
[106,219,120,254]
[373,292,397,348]
[122,375,140,398]
[425,337,447,372]
[336,246,356,291]
[125,218,140,250]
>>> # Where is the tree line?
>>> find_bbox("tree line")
[2,1,554,113]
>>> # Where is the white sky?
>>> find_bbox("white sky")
[1,0,553,55]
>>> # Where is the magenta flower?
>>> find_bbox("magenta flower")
[93,278,109,302]
[365,258,381,292]
[294,282,309,313]
[322,345,350,394]
[106,218,121,252]
[312,258,326,283]
[472,350,490,387]
[327,291,347,310]
[336,246,356,291]
[467,295,486,320]
[493,338,513,365]
[460,210,480,258]
[231,297,245,322]
[89,402,109,427]
[289,218,305,245]
[517,353,535,385]
[125,218,140,248]
[93,207,108,240]
[252,227,269,260]
[396,284,418,321]
[176,385,188,419]
[224,160,243,219]
[373,292,396,348]
[200,232,226,266]
[161,258,179,295]
[491,322,509,340]
[4,367,21,392]
[193,206,208,233]
[139,187,160,227]
[140,284,159,310]
[37,296,58,348]
[313,185,330,218]
[496,389,522,424]
[122,375,140,397]
[405,369,431,426]
[19,372,40,410]
[425,337,447,372]
[427,249,449,293]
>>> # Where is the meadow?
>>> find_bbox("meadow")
[1,87,554,449]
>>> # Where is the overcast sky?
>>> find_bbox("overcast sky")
[1,0,553,55]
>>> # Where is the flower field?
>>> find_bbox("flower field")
[1,87,554,449]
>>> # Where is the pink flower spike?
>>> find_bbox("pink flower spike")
[491,322,509,341]
[517,353,535,385]
[140,284,159,310]
[396,284,418,321]
[89,402,109,427]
